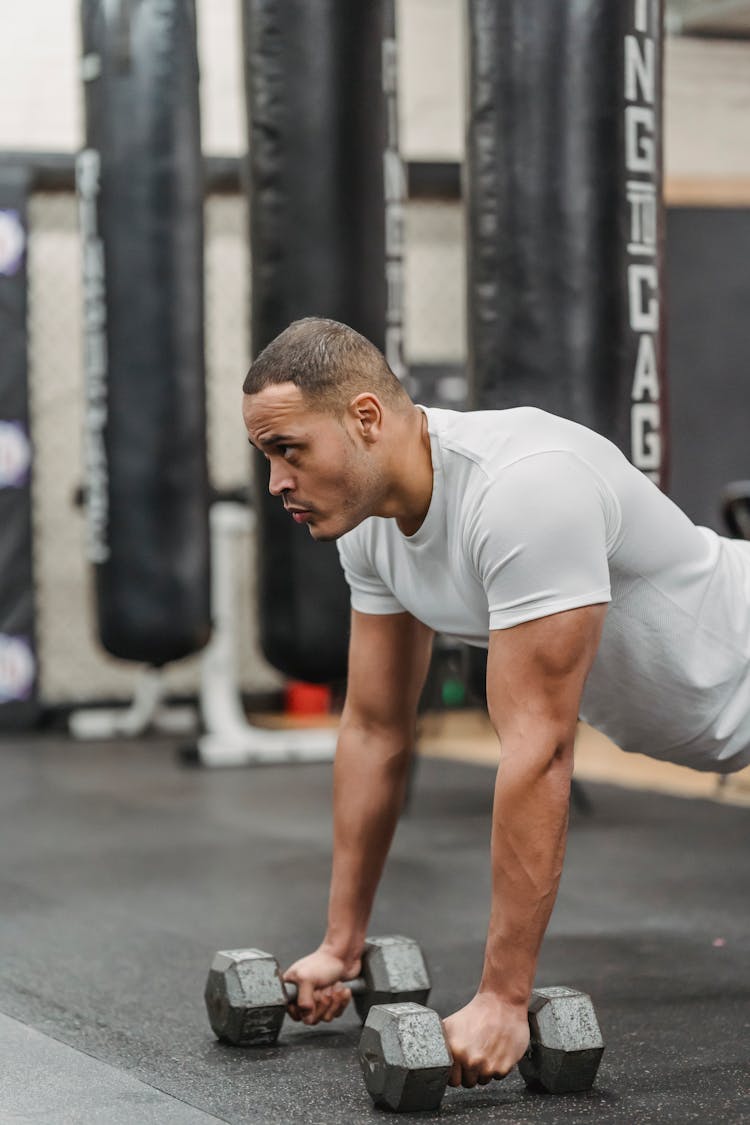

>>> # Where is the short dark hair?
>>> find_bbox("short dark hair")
[243,318,410,414]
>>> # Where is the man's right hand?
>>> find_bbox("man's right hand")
[282,946,363,1026]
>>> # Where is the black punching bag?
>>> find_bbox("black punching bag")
[243,0,404,681]
[466,0,668,487]
[77,0,211,665]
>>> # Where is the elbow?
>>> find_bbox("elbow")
[530,736,575,786]
[551,734,575,770]
[549,740,575,788]
[495,722,576,783]
[338,714,415,764]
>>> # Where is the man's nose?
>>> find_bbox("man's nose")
[268,462,294,497]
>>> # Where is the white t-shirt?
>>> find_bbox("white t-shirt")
[337,406,750,773]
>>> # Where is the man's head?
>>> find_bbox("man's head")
[242,318,421,542]
[243,317,409,414]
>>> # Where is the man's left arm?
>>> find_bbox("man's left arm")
[444,602,607,1088]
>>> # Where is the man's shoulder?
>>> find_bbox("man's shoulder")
[426,405,585,468]
[427,406,608,496]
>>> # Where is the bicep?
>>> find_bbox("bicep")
[486,604,607,747]
[343,609,434,732]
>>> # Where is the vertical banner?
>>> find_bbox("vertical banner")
[466,0,667,488]
[243,0,402,681]
[0,166,39,728]
[622,0,667,485]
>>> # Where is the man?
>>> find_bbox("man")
[242,316,750,1089]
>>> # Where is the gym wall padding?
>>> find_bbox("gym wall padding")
[243,0,402,682]
[466,0,668,489]
[78,0,211,666]
[666,207,750,533]
[0,166,39,729]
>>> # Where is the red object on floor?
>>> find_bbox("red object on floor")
[285,681,332,716]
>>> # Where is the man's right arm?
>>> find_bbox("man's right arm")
[324,608,433,959]
[284,608,433,1018]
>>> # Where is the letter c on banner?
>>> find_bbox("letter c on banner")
[628,264,659,331]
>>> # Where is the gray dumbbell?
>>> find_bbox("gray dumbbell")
[358,986,605,1112]
[205,935,430,1046]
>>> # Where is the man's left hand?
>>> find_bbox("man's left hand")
[442,994,530,1088]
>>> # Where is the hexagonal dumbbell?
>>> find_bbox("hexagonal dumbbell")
[517,986,605,1093]
[358,986,605,1112]
[358,1002,452,1112]
[204,935,431,1046]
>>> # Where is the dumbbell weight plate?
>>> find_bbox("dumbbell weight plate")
[205,948,287,1046]
[518,986,605,1093]
[359,1002,452,1113]
[351,936,431,1022]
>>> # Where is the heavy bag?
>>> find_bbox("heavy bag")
[243,0,404,681]
[466,0,668,488]
[0,165,39,728]
[77,0,211,664]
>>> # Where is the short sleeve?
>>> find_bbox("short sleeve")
[336,529,405,615]
[470,452,614,631]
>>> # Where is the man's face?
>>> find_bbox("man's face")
[243,383,384,541]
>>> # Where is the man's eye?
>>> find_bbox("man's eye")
[279,446,295,460]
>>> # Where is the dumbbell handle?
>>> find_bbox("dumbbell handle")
[282,976,366,1003]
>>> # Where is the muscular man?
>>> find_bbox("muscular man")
[242,317,750,1088]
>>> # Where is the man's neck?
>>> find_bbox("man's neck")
[391,407,434,537]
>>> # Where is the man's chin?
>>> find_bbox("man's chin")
[305,513,368,542]
[307,523,338,543]
[307,515,361,543]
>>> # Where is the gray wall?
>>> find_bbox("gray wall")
[667,208,750,531]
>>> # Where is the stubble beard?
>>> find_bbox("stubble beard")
[311,450,386,543]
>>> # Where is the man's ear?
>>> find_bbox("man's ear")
[348,393,384,442]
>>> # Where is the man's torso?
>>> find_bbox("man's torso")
[337,407,750,772]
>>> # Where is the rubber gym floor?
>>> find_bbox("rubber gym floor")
[1,731,748,1125]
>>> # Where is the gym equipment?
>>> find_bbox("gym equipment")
[69,497,338,762]
[0,164,39,729]
[466,0,667,489]
[243,0,404,683]
[78,0,211,665]
[190,501,337,766]
[68,666,197,740]
[518,987,604,1093]
[205,936,430,1046]
[358,987,604,1112]
[720,482,750,541]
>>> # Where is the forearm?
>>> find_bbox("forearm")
[323,718,413,960]
[480,738,574,1005]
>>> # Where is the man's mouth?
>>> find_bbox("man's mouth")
[285,505,313,524]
